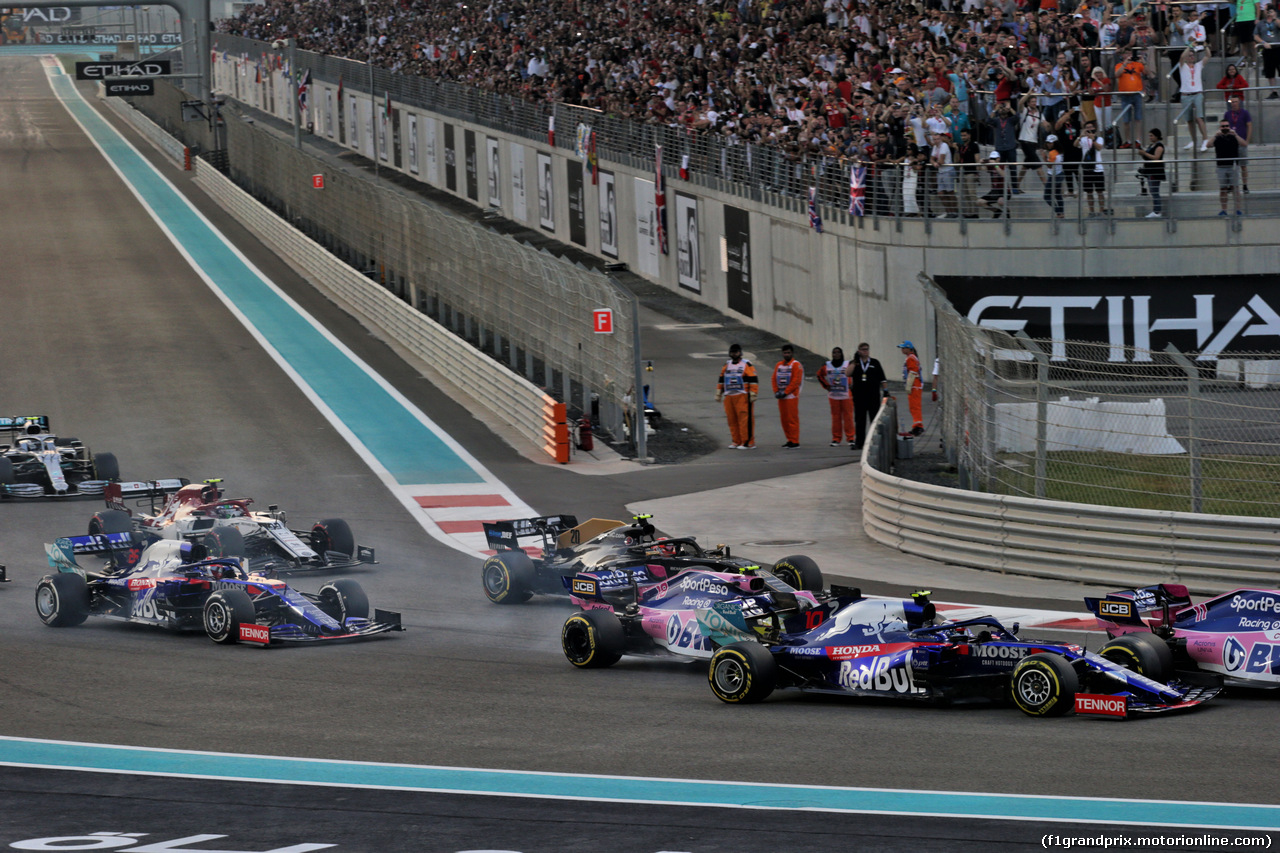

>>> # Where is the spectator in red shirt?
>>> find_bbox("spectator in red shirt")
[1216,64,1249,100]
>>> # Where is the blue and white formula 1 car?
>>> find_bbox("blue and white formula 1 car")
[705,592,1220,718]
[1086,583,1280,689]
[35,532,402,646]
[0,415,122,498]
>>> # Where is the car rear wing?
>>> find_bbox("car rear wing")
[0,415,50,437]
[483,515,580,552]
[1084,583,1193,628]
[46,531,146,573]
[104,478,190,513]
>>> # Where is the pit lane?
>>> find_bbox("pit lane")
[0,54,1276,852]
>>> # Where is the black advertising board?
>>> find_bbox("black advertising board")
[75,60,170,80]
[724,205,752,318]
[104,79,154,97]
[935,275,1280,361]
[464,129,478,201]
[567,160,586,247]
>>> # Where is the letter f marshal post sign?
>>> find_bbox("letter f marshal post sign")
[593,309,614,334]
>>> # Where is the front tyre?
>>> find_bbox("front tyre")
[35,573,90,627]
[482,551,535,604]
[772,554,824,591]
[92,452,120,482]
[319,578,370,622]
[562,609,625,668]
[1100,634,1173,683]
[311,518,355,560]
[1011,653,1079,717]
[709,642,777,703]
[203,588,257,644]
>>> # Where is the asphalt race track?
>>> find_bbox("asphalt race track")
[0,55,1277,852]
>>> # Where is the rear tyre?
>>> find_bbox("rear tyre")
[1010,653,1079,717]
[311,518,356,560]
[92,452,120,482]
[562,609,625,668]
[482,551,535,604]
[204,526,246,559]
[35,573,90,627]
[1100,634,1172,683]
[203,588,256,644]
[89,508,133,536]
[772,555,824,591]
[319,579,370,622]
[709,642,777,703]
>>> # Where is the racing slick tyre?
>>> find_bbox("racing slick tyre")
[35,573,90,627]
[482,551,535,604]
[772,555,824,591]
[88,509,132,536]
[709,642,777,704]
[311,518,355,561]
[204,526,246,559]
[1011,653,1079,717]
[0,457,14,486]
[562,609,626,668]
[203,588,257,644]
[92,452,120,482]
[1100,634,1173,683]
[318,579,370,622]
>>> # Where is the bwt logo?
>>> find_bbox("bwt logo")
[1074,694,1128,717]
[1231,594,1280,614]
[1099,600,1134,618]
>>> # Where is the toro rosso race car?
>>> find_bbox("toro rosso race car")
[562,564,824,667]
[704,591,1219,718]
[36,532,401,645]
[482,513,823,604]
[1086,583,1280,688]
[90,479,375,574]
[0,415,122,498]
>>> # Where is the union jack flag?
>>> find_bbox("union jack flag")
[808,186,823,233]
[849,165,867,217]
[296,68,311,112]
[655,144,669,255]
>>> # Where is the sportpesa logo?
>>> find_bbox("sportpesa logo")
[1231,594,1280,614]
[680,576,728,595]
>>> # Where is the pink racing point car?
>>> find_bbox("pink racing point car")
[1086,583,1279,688]
[560,562,825,668]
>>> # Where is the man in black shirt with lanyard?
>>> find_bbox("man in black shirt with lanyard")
[843,342,888,452]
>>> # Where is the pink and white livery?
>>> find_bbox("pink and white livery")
[1086,583,1280,688]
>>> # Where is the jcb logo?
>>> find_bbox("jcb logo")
[571,578,597,595]
[1100,601,1134,618]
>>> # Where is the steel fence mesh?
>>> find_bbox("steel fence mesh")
[222,110,634,428]
[927,279,1280,517]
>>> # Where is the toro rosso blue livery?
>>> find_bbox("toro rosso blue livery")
[1086,583,1280,688]
[705,592,1219,718]
[36,532,401,646]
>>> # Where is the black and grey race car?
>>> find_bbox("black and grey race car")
[0,415,120,498]
[36,532,401,645]
[481,513,823,604]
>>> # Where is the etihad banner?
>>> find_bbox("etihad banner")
[936,275,1280,362]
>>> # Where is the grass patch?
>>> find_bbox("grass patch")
[989,451,1280,516]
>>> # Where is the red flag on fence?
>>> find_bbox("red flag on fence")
[679,153,689,181]
[548,115,556,146]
